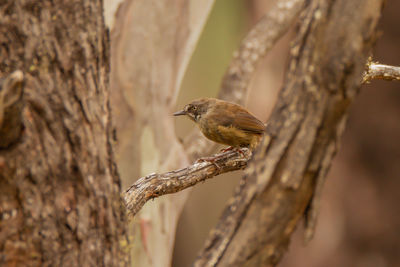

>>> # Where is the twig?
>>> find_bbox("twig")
[124,148,251,216]
[363,62,400,83]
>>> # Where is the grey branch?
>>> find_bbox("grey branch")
[124,148,251,217]
[363,62,400,83]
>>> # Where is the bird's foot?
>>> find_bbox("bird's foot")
[220,146,234,153]
[196,147,248,169]
[220,146,247,157]
[196,156,222,169]
[235,148,247,157]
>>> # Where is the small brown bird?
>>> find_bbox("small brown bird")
[173,98,265,150]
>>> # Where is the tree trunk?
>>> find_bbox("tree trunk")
[108,0,215,266]
[0,1,128,266]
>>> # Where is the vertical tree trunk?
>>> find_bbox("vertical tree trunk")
[109,0,215,266]
[0,1,128,266]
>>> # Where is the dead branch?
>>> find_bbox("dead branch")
[124,148,251,217]
[363,62,400,83]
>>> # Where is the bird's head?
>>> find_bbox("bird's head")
[173,98,214,122]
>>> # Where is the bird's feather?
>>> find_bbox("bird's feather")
[232,111,265,134]
[211,102,265,134]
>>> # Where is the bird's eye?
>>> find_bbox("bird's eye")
[192,106,197,111]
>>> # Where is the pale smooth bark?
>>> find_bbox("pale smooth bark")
[106,1,215,266]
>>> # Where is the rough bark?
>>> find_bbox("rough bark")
[0,70,24,148]
[194,0,384,266]
[0,1,128,266]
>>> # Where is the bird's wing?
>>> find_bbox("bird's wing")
[213,103,265,134]
[233,111,266,134]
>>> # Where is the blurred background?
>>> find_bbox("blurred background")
[172,0,400,266]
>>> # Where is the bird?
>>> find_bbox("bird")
[173,98,266,151]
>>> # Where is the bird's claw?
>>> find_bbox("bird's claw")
[220,146,234,153]
[221,146,247,157]
[196,156,221,169]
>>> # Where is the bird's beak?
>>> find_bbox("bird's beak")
[173,110,186,116]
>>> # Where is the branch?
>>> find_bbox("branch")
[363,62,400,83]
[124,148,251,217]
